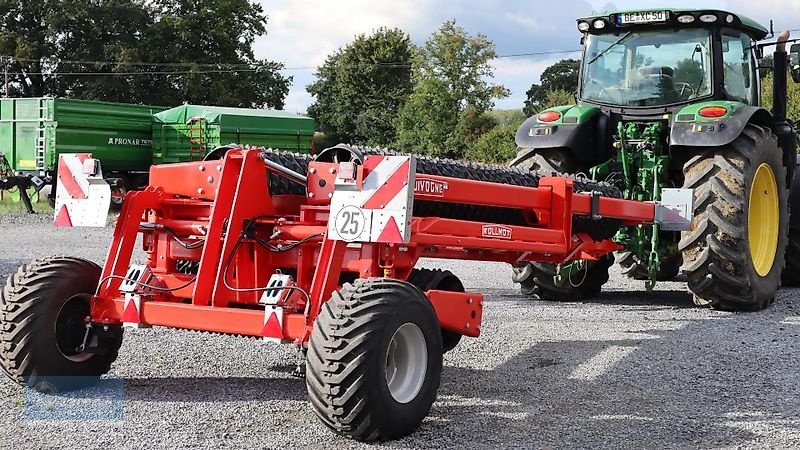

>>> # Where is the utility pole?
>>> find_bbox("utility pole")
[1,56,9,98]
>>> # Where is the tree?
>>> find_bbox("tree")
[307,28,414,146]
[0,0,290,108]
[523,59,579,116]
[395,20,509,158]
[136,0,290,108]
[464,123,520,164]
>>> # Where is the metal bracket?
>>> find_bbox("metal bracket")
[655,188,693,231]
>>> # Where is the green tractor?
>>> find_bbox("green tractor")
[511,9,800,310]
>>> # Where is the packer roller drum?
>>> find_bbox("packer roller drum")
[261,145,623,241]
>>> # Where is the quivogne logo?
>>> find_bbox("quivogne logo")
[414,177,448,197]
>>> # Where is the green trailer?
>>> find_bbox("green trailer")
[152,104,315,164]
[0,99,315,211]
[0,97,165,175]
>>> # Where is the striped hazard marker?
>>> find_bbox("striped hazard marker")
[53,153,111,227]
[328,155,415,244]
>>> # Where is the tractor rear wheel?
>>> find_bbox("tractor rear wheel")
[782,228,800,286]
[680,124,788,310]
[0,257,123,390]
[407,268,464,353]
[306,278,442,442]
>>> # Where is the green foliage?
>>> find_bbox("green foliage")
[539,89,576,112]
[523,59,579,116]
[0,0,290,108]
[464,123,520,164]
[761,73,800,122]
[395,20,509,158]
[487,109,526,127]
[307,28,414,146]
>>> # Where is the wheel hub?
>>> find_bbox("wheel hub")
[748,163,779,277]
[384,323,427,404]
[54,295,93,363]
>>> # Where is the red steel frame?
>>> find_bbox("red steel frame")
[88,149,658,344]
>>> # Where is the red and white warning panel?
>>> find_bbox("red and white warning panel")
[53,153,111,227]
[328,156,416,244]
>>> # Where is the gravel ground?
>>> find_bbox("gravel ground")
[1,213,800,449]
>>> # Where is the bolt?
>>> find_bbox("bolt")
[207,176,214,184]
[329,168,336,174]
[199,165,205,171]
[308,192,315,198]
[328,193,333,198]
[465,323,471,329]
[217,166,222,171]
[309,167,317,174]
[467,298,473,304]
[197,188,204,195]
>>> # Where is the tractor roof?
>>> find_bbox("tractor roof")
[577,8,769,40]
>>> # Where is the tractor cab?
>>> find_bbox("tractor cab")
[576,9,768,111]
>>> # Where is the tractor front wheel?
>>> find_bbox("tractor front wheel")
[306,278,442,442]
[0,257,123,390]
[512,256,613,301]
[680,124,788,310]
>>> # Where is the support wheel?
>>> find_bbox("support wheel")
[0,257,123,390]
[407,268,464,353]
[512,256,612,301]
[306,278,442,442]
[680,125,788,310]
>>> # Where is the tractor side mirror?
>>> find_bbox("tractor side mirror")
[790,44,800,83]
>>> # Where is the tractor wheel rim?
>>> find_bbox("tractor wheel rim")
[748,163,779,277]
[55,295,93,363]
[385,322,427,404]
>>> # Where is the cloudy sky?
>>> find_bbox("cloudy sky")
[255,0,800,113]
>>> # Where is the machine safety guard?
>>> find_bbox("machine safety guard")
[55,149,692,344]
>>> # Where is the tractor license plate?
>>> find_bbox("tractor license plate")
[619,11,669,24]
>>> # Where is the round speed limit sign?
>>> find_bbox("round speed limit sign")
[333,205,367,241]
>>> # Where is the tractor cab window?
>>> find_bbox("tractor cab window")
[580,28,713,107]
[721,30,757,105]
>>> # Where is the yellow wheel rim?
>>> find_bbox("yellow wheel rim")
[748,163,779,277]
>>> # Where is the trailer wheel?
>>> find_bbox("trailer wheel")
[306,278,442,442]
[512,256,612,301]
[680,124,788,310]
[0,257,123,390]
[407,268,464,353]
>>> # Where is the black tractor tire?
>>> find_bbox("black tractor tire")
[782,228,800,286]
[614,250,682,281]
[306,278,442,442]
[509,148,613,300]
[512,148,583,175]
[512,256,613,301]
[407,268,464,353]
[680,125,788,310]
[0,257,123,390]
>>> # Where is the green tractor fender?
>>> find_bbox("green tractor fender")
[513,104,612,167]
[669,101,774,148]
